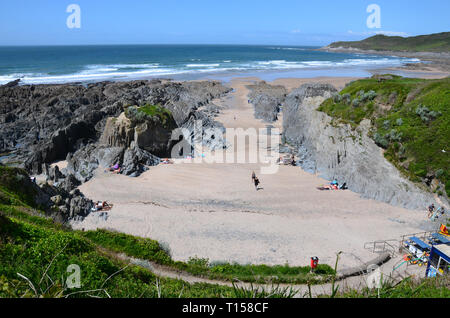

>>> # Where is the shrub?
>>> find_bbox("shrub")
[342,93,351,104]
[396,118,403,126]
[332,93,342,103]
[356,90,376,103]
[374,133,389,149]
[415,105,442,123]
[351,98,360,108]
[187,257,209,268]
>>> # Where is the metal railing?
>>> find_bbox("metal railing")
[364,239,399,257]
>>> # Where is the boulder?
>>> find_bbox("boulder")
[121,142,160,177]
[247,81,287,123]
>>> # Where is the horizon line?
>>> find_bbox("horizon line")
[0,43,324,48]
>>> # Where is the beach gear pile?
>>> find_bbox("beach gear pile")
[317,180,348,191]
[160,158,174,165]
[427,204,447,222]
[91,201,113,212]
[105,163,121,174]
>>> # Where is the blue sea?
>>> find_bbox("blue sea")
[0,45,421,85]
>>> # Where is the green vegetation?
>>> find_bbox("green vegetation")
[328,32,450,52]
[0,166,38,207]
[83,229,335,284]
[333,276,450,298]
[0,206,247,298]
[125,103,176,128]
[318,75,450,197]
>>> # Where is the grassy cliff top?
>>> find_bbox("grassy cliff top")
[124,103,176,128]
[327,32,450,53]
[318,75,450,198]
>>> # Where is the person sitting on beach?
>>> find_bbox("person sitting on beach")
[107,163,120,172]
[427,203,435,218]
[96,201,104,210]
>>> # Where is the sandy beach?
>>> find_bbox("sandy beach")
[71,76,429,270]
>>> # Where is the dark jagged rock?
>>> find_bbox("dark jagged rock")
[247,81,287,123]
[60,173,81,192]
[0,166,93,222]
[121,142,160,177]
[2,79,20,88]
[0,79,231,173]
[65,145,125,182]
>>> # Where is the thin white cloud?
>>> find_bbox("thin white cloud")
[290,29,301,34]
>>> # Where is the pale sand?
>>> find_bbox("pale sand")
[51,160,68,170]
[72,77,427,269]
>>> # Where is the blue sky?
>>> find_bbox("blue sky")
[0,0,449,46]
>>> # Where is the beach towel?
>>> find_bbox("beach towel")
[440,224,449,236]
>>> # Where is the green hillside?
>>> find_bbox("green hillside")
[318,75,450,197]
[327,32,450,52]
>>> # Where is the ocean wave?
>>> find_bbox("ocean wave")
[0,68,189,85]
[267,47,308,51]
[0,56,420,85]
[186,63,220,67]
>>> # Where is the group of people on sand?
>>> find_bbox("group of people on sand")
[277,154,296,166]
[91,201,112,212]
[427,203,447,220]
[317,180,348,191]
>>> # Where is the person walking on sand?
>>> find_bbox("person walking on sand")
[251,171,256,182]
[254,176,260,190]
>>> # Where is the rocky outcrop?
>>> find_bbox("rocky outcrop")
[121,142,160,177]
[0,166,93,222]
[0,79,231,174]
[282,83,437,210]
[64,145,125,182]
[247,81,287,122]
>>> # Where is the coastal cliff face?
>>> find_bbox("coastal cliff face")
[0,79,231,176]
[282,83,437,210]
